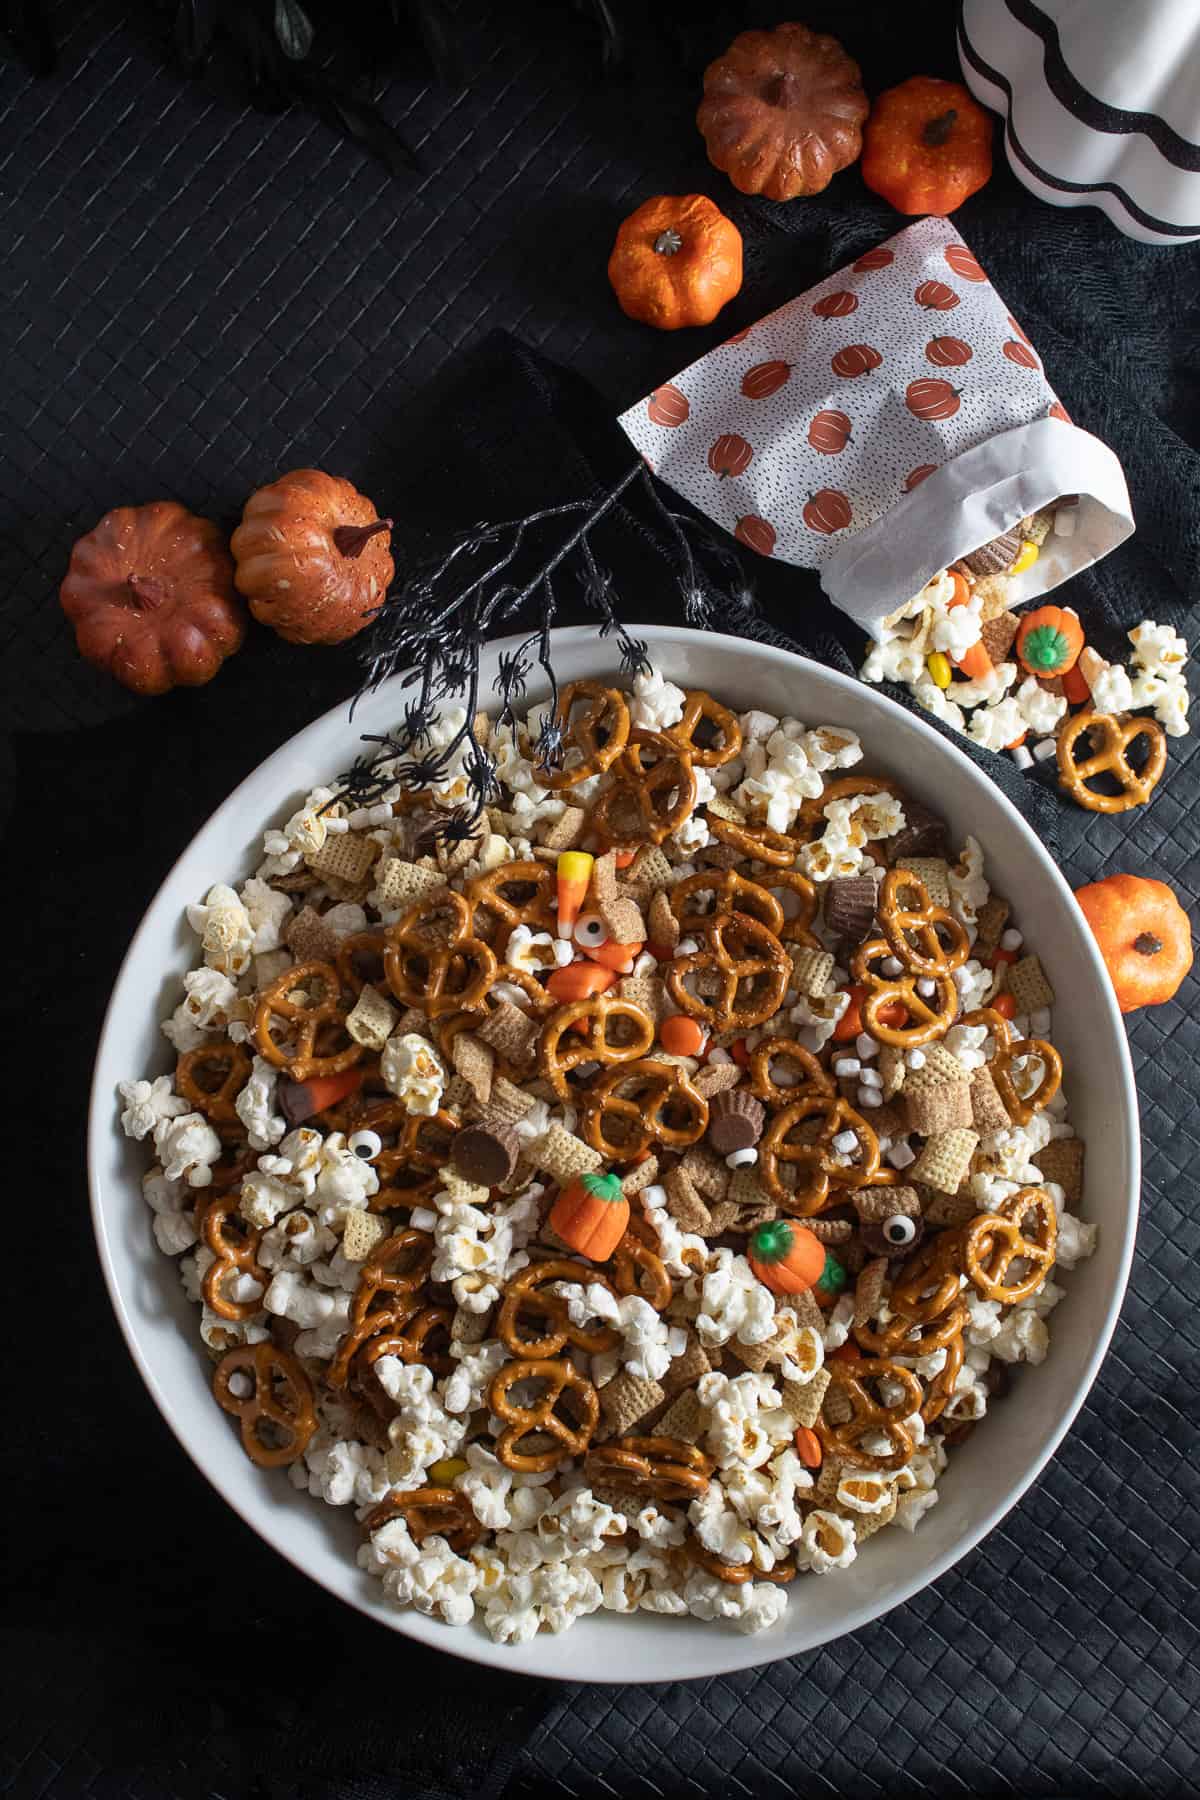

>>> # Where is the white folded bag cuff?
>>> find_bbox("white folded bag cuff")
[821,417,1134,635]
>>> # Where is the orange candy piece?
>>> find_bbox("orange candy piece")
[992,991,1017,1020]
[659,1014,707,1057]
[582,940,644,973]
[546,961,617,1003]
[794,1427,823,1470]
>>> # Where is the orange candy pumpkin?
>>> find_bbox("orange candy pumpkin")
[1016,606,1085,678]
[608,194,743,330]
[60,501,246,696]
[549,1171,630,1262]
[861,77,993,215]
[697,23,868,202]
[231,469,394,645]
[747,1219,827,1296]
[1074,874,1193,1014]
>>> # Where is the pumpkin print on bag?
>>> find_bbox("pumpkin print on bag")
[925,335,972,366]
[647,385,690,427]
[812,290,858,318]
[707,433,754,478]
[735,515,777,555]
[802,489,853,534]
[914,280,959,311]
[853,246,894,272]
[1003,340,1040,371]
[1007,314,1033,347]
[831,344,883,378]
[945,244,986,281]
[904,463,939,490]
[808,409,852,455]
[741,360,792,399]
[906,377,961,421]
[1048,401,1072,423]
[724,327,753,344]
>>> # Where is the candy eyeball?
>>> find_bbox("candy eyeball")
[348,1129,383,1161]
[883,1213,917,1248]
[725,1147,759,1170]
[574,912,609,949]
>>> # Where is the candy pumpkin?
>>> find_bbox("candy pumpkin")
[548,1171,630,1261]
[861,77,993,215]
[60,501,245,696]
[747,1219,826,1296]
[1016,606,1085,677]
[608,194,743,330]
[1073,875,1192,1014]
[231,469,393,645]
[697,23,868,202]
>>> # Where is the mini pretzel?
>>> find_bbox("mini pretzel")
[669,869,783,937]
[758,1095,879,1213]
[758,869,820,949]
[363,1485,482,1553]
[881,1233,967,1337]
[497,1259,620,1358]
[335,930,389,996]
[350,1101,460,1210]
[817,1357,922,1471]
[488,1357,599,1471]
[688,1543,796,1584]
[383,891,496,1018]
[328,1227,434,1385]
[962,1007,1062,1126]
[963,1187,1057,1305]
[491,964,557,1016]
[920,1327,965,1426]
[584,1437,714,1504]
[706,815,797,867]
[538,997,656,1099]
[581,1058,708,1160]
[796,775,903,836]
[850,939,958,1046]
[611,1225,672,1311]
[537,681,631,789]
[748,1038,832,1107]
[591,730,698,848]
[1057,710,1166,813]
[198,1193,267,1321]
[357,1303,455,1408]
[665,691,743,768]
[175,1041,253,1124]
[213,1341,316,1468]
[665,913,790,1031]
[466,861,558,938]
[876,868,969,977]
[253,960,363,1082]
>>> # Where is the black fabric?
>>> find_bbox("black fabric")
[2,3,1199,1799]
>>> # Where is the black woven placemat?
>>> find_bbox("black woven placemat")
[2,4,1198,1797]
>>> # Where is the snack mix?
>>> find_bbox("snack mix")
[861,506,1188,805]
[120,669,1096,1642]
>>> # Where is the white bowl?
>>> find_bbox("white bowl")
[89,625,1138,1683]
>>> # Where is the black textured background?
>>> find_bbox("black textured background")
[2,3,1198,1797]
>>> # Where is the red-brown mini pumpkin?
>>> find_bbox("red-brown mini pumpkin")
[861,76,993,215]
[831,343,883,378]
[707,433,754,478]
[1073,874,1193,1014]
[906,377,961,421]
[231,470,393,646]
[735,515,777,556]
[1003,339,1040,371]
[608,194,743,331]
[60,501,245,696]
[904,463,939,490]
[697,23,869,201]
[946,243,987,282]
[926,335,972,366]
[803,488,853,534]
[854,246,894,272]
[741,360,792,399]
[648,384,691,427]
[808,409,852,455]
[812,290,858,319]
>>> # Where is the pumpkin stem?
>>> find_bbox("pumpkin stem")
[653,229,683,256]
[126,575,169,611]
[750,1219,794,1263]
[1134,933,1163,956]
[332,518,393,559]
[922,109,958,148]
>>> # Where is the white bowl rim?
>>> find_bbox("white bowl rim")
[88,623,1139,1683]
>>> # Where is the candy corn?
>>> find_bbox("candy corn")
[546,960,616,1002]
[581,939,643,974]
[556,850,594,940]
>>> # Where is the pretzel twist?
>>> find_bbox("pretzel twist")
[1056,711,1166,813]
[758,1094,879,1214]
[175,1041,253,1124]
[488,1358,599,1471]
[665,912,790,1031]
[363,1486,483,1553]
[817,1357,922,1471]
[581,1058,708,1160]
[213,1341,316,1467]
[537,681,630,789]
[383,892,496,1018]
[584,1437,714,1504]
[963,1187,1057,1305]
[591,730,697,848]
[497,1260,621,1358]
[665,691,743,768]
[253,960,363,1082]
[538,996,656,1099]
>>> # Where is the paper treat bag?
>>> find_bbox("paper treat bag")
[619,216,1133,635]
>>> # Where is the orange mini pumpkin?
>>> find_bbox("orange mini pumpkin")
[697,23,868,202]
[608,195,743,330]
[549,1171,630,1262]
[231,469,393,645]
[1016,605,1085,677]
[861,77,993,215]
[60,501,245,696]
[746,1219,827,1296]
[1074,874,1193,1014]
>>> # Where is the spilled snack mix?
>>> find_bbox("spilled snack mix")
[119,668,1095,1641]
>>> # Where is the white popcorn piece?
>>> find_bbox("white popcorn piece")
[234,1054,286,1150]
[185,882,256,978]
[629,667,687,732]
[1079,647,1135,716]
[798,1509,857,1574]
[696,1251,777,1352]
[238,877,293,953]
[118,1074,188,1142]
[153,1111,222,1188]
[160,966,242,1052]
[380,1031,447,1116]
